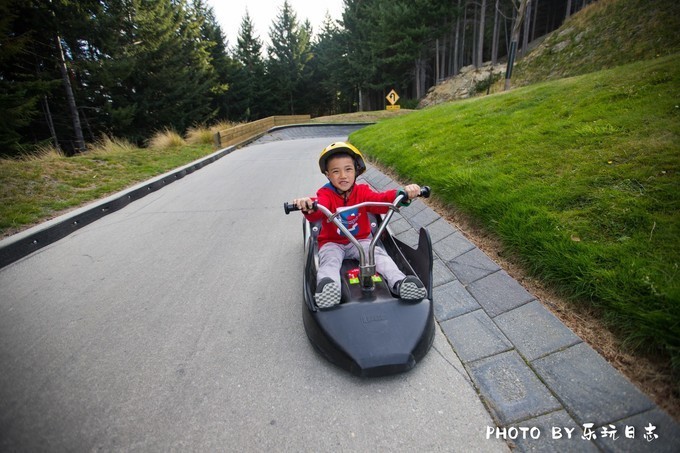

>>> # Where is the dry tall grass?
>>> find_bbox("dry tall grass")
[147,128,186,149]
[87,135,137,155]
[185,121,241,145]
[210,120,239,133]
[185,125,214,145]
[16,144,66,162]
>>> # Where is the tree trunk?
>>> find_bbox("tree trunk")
[472,2,478,67]
[441,36,447,81]
[415,57,427,98]
[491,0,500,65]
[461,1,467,69]
[531,0,539,42]
[565,0,572,19]
[453,0,462,75]
[42,96,59,149]
[504,0,530,91]
[79,107,95,142]
[414,60,420,99]
[476,0,486,68]
[55,34,85,153]
[435,39,440,84]
[448,28,454,76]
[522,0,531,56]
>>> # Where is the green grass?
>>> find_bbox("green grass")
[0,142,215,235]
[350,54,680,367]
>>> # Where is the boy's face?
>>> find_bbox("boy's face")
[325,155,356,192]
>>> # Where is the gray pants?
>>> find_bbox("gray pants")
[317,239,406,289]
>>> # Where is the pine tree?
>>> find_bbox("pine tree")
[0,0,101,154]
[340,0,379,110]
[308,13,352,115]
[266,1,312,115]
[190,0,236,122]
[229,10,268,120]
[85,0,216,142]
[0,1,47,155]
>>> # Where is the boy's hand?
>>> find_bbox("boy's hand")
[293,197,315,212]
[403,184,421,199]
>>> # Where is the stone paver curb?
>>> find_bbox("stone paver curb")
[432,258,457,288]
[432,231,476,261]
[441,309,513,363]
[468,350,563,425]
[433,279,480,321]
[467,270,535,318]
[426,217,458,244]
[447,247,501,285]
[532,342,655,426]
[495,300,582,362]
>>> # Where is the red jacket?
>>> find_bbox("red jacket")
[304,183,399,248]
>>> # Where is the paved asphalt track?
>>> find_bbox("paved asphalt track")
[0,135,509,451]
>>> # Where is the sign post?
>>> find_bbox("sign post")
[386,89,400,110]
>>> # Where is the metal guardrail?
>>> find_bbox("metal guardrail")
[213,115,311,148]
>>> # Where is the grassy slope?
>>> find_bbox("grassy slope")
[0,144,214,235]
[514,0,680,85]
[350,54,680,365]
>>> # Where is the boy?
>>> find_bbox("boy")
[293,142,427,309]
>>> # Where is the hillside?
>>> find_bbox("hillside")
[514,0,680,85]
[419,0,680,106]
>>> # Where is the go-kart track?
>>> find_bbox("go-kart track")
[0,125,677,451]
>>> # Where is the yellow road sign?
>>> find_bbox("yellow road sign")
[386,105,401,110]
[386,89,400,105]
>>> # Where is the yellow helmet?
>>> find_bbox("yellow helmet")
[318,142,367,176]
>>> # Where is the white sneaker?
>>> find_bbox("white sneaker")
[395,276,427,301]
[315,277,341,309]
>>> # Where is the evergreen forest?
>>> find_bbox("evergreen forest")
[1,0,593,156]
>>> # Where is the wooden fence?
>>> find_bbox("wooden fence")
[213,115,311,148]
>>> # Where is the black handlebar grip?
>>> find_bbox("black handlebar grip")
[420,186,431,198]
[283,202,299,214]
[284,201,317,214]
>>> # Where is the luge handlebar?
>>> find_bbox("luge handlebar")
[283,186,430,215]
